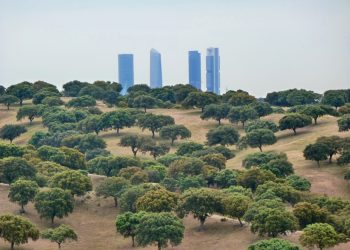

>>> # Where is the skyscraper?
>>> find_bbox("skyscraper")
[188,51,201,90]
[118,54,134,95]
[206,47,220,94]
[150,49,162,88]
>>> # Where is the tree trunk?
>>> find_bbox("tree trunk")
[29,118,33,124]
[171,139,175,145]
[317,160,320,167]
[242,121,245,128]
[259,145,262,152]
[158,242,162,250]
[11,242,14,250]
[329,154,333,163]
[114,197,118,207]
[132,149,137,157]
[20,99,23,106]
[10,139,13,144]
[293,128,297,135]
[116,128,120,135]
[58,242,61,249]
[314,117,318,124]
[132,236,135,247]
[51,216,55,225]
[7,104,10,110]
[199,218,205,231]
[20,204,25,213]
[218,119,221,125]
[237,217,243,227]
[152,130,155,138]
[144,107,147,113]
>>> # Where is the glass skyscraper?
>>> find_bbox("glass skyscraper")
[150,48,162,88]
[118,54,134,95]
[188,51,201,90]
[206,47,220,94]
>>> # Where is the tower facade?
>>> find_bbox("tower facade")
[188,51,201,90]
[150,49,162,88]
[206,48,220,94]
[118,54,134,95]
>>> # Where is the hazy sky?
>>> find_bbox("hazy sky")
[0,0,349,97]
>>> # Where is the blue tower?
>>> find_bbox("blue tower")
[188,51,201,90]
[206,48,220,94]
[118,54,134,95]
[150,49,162,88]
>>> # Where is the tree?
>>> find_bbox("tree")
[206,125,240,146]
[316,136,343,163]
[322,90,348,109]
[213,169,238,188]
[61,133,106,153]
[249,101,273,118]
[66,95,96,108]
[62,80,89,97]
[247,239,300,250]
[103,90,119,107]
[245,120,278,133]
[168,157,205,179]
[8,179,39,213]
[159,124,191,145]
[135,212,184,250]
[255,181,301,205]
[119,135,153,157]
[6,81,34,105]
[0,94,19,110]
[0,214,40,250]
[42,96,64,106]
[136,189,178,212]
[41,224,78,249]
[32,90,60,104]
[100,110,135,134]
[0,124,27,143]
[182,92,218,112]
[227,91,256,106]
[49,170,92,196]
[34,188,74,224]
[245,129,276,152]
[300,105,327,124]
[338,114,350,132]
[0,143,24,158]
[260,159,294,178]
[242,151,287,168]
[293,202,329,228]
[133,95,157,112]
[228,106,258,128]
[141,142,170,159]
[116,211,146,247]
[279,113,312,135]
[138,113,175,138]
[78,85,105,99]
[177,188,223,230]
[0,85,5,95]
[176,141,204,155]
[95,177,130,207]
[222,193,251,226]
[249,207,298,237]
[286,175,311,191]
[303,143,329,166]
[16,105,40,124]
[200,103,231,124]
[200,153,226,170]
[299,223,342,250]
[77,115,102,134]
[0,157,36,184]
[87,156,140,176]
[237,168,276,191]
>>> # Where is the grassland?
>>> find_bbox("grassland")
[0,100,350,250]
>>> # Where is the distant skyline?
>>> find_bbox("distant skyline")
[0,0,350,97]
[150,49,162,88]
[118,54,134,95]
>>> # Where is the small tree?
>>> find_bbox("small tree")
[228,106,258,128]
[6,81,34,106]
[136,212,185,250]
[0,214,40,250]
[316,136,343,163]
[279,113,312,135]
[41,224,78,249]
[200,153,226,170]
[322,90,347,109]
[100,110,135,135]
[141,142,170,159]
[133,95,157,112]
[116,211,146,247]
[200,103,231,124]
[0,94,19,110]
[182,92,218,112]
[177,188,223,230]
[338,114,350,132]
[299,223,342,250]
[245,120,278,133]
[77,115,102,134]
[303,143,329,166]
[138,113,175,138]
[66,95,96,108]
[49,170,92,196]
[0,124,27,143]
[95,177,130,207]
[16,105,40,124]
[260,159,294,178]
[222,193,251,226]
[245,129,276,152]
[159,124,191,145]
[0,157,36,184]
[176,141,204,156]
[8,179,39,213]
[206,125,240,146]
[300,105,327,124]
[136,189,178,212]
[248,239,300,250]
[34,188,74,224]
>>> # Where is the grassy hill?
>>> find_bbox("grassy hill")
[0,100,350,250]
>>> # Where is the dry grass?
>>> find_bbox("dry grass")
[1,100,350,250]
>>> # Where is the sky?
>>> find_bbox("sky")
[0,0,349,97]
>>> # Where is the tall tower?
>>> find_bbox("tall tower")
[206,48,220,94]
[188,51,201,90]
[118,54,134,95]
[150,49,162,88]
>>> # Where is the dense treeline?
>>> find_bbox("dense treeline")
[1,80,350,250]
